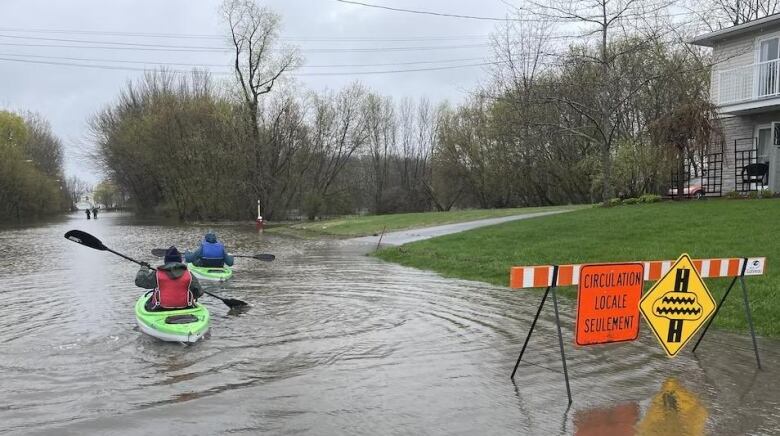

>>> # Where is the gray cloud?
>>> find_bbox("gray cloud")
[0,0,511,183]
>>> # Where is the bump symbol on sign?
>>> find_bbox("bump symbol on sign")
[652,292,703,320]
[639,253,716,357]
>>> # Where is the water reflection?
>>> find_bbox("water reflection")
[574,378,706,436]
[575,402,639,436]
[637,378,707,436]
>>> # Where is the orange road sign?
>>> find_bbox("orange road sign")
[639,253,716,357]
[575,263,644,346]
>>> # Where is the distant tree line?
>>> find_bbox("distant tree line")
[91,0,720,221]
[0,110,70,222]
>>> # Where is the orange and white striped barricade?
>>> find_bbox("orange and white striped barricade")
[508,256,766,403]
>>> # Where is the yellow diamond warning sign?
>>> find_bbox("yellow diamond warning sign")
[639,254,716,357]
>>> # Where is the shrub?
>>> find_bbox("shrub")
[724,190,741,199]
[760,189,774,199]
[747,191,760,199]
[622,197,640,205]
[303,193,325,221]
[603,198,623,207]
[639,194,662,203]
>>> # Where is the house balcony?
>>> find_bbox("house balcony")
[716,59,780,114]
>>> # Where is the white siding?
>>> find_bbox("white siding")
[711,23,780,105]
[713,36,755,70]
[712,36,755,105]
[714,111,780,193]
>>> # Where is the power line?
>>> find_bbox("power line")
[337,1,703,26]
[0,56,207,74]
[0,42,225,53]
[304,44,490,53]
[0,28,223,39]
[0,53,228,68]
[0,55,501,76]
[0,52,489,68]
[0,33,224,50]
[294,62,499,76]
[0,40,490,53]
[335,0,527,22]
[305,57,488,67]
[0,27,489,42]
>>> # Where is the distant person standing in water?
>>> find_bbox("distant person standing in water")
[92,207,99,219]
[85,208,91,219]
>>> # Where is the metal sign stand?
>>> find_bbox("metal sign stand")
[692,258,761,369]
[510,266,573,404]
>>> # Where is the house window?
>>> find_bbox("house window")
[760,38,780,62]
[758,38,780,97]
[758,127,772,163]
[775,122,780,146]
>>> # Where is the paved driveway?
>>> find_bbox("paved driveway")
[350,209,573,246]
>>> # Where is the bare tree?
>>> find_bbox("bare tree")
[511,0,674,201]
[21,112,63,178]
[364,93,396,212]
[65,176,90,210]
[651,100,721,198]
[687,0,780,29]
[222,0,301,217]
[395,98,434,211]
[306,84,368,209]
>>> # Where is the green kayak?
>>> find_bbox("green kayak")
[134,294,210,343]
[187,263,233,282]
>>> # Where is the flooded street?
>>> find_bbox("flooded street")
[1,212,779,435]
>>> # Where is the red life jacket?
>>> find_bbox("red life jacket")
[153,268,194,309]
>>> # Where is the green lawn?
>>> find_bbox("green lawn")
[375,199,780,337]
[268,205,582,238]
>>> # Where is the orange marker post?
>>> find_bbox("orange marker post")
[575,263,644,346]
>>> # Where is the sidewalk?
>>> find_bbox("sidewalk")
[350,209,573,246]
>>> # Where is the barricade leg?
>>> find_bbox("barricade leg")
[739,276,761,369]
[510,286,551,379]
[510,266,571,403]
[551,285,573,405]
[692,276,738,352]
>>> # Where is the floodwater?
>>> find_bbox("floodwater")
[1,212,779,435]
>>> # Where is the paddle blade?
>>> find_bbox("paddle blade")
[151,248,167,257]
[204,291,249,309]
[221,297,249,309]
[64,230,106,251]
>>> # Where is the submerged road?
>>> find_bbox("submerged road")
[0,212,778,435]
[351,209,573,246]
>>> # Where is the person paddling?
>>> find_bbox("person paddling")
[85,208,91,219]
[135,246,203,311]
[185,232,234,267]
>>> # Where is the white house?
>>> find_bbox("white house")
[692,14,780,193]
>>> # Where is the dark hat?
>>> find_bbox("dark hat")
[164,246,182,264]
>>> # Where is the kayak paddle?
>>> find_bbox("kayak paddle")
[65,229,152,268]
[65,230,248,309]
[151,248,275,261]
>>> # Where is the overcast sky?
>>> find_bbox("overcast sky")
[0,0,518,184]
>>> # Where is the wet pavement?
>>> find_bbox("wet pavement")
[1,212,779,435]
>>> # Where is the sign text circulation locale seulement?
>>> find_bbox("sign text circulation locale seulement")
[575,263,644,346]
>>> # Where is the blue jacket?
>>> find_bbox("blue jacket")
[185,233,234,267]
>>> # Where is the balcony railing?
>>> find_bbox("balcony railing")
[717,59,780,105]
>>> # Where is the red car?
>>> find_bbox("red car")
[667,178,705,199]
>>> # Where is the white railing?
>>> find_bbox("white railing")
[717,59,780,105]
